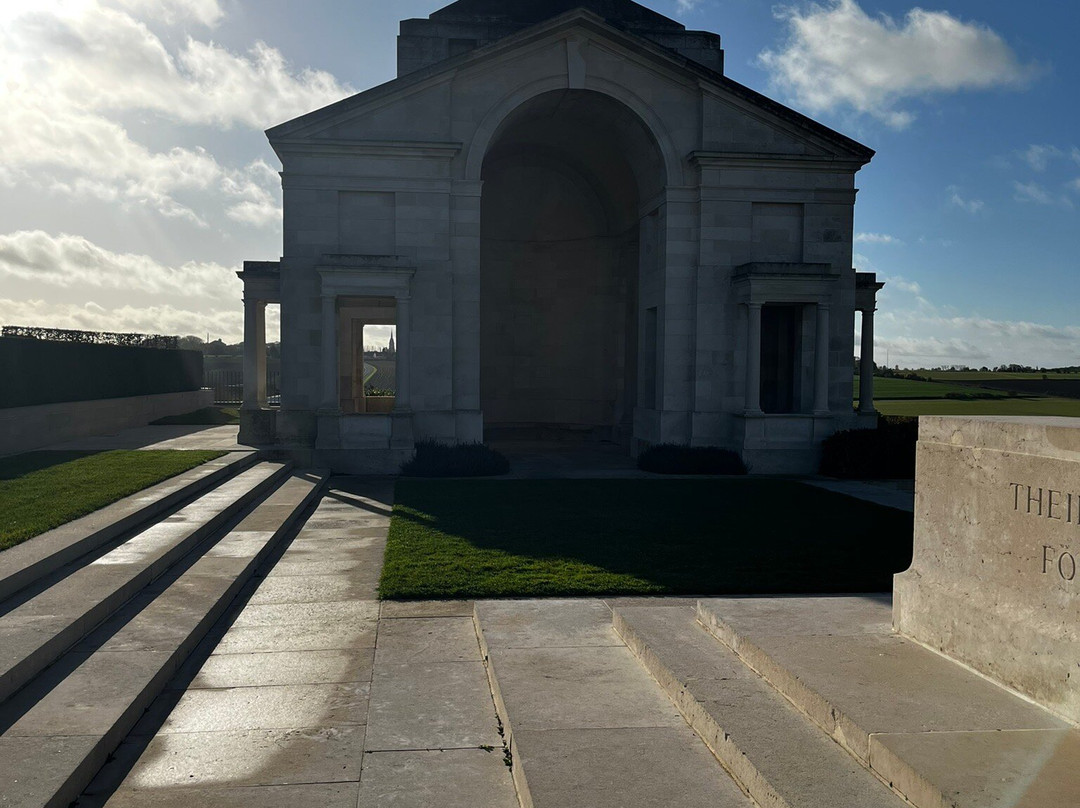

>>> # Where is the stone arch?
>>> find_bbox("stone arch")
[464,76,681,189]
[477,88,669,447]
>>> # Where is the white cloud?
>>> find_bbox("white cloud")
[947,186,985,214]
[759,0,1036,128]
[675,0,703,12]
[0,1,348,224]
[1013,181,1055,205]
[0,230,239,300]
[855,232,903,245]
[1020,144,1063,172]
[1013,180,1074,208]
[0,298,253,343]
[110,0,224,27]
[884,276,921,295]
[875,303,1080,368]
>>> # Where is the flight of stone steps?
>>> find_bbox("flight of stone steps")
[475,598,1078,808]
[0,453,328,808]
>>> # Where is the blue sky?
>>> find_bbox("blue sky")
[0,0,1077,366]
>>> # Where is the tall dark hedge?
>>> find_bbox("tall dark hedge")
[0,337,203,409]
[818,416,918,479]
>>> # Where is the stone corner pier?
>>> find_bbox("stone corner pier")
[895,415,1080,725]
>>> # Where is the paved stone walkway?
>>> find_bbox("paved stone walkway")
[805,479,914,512]
[94,478,516,807]
[45,425,246,453]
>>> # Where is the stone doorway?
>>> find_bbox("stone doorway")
[479,90,665,449]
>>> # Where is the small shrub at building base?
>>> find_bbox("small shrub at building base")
[637,444,748,475]
[819,416,918,479]
[400,440,510,478]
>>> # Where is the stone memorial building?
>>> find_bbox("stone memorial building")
[240,0,882,473]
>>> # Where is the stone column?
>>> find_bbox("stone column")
[745,303,763,415]
[242,297,266,409]
[813,303,830,415]
[320,293,338,411]
[394,295,411,412]
[859,307,876,414]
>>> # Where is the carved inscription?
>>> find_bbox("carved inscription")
[1010,483,1079,581]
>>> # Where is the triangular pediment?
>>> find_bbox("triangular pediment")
[267,9,871,164]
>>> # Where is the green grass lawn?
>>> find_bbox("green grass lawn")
[0,450,225,551]
[151,407,239,425]
[379,479,913,599]
[853,376,1007,400]
[875,396,1080,417]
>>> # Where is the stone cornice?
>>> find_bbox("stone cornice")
[273,140,463,159]
[691,151,867,173]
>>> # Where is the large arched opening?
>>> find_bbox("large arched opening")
[479,89,666,448]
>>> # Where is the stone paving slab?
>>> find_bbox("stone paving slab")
[365,661,501,751]
[245,573,372,605]
[512,727,755,808]
[380,599,475,618]
[213,620,378,654]
[104,782,360,808]
[374,616,481,664]
[112,726,367,791]
[189,650,375,689]
[358,749,517,808]
[476,598,624,649]
[489,645,684,731]
[158,682,370,733]
[227,599,379,627]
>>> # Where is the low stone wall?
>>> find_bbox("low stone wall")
[895,415,1080,724]
[0,389,214,457]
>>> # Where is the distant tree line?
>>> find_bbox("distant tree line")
[178,336,281,360]
[854,357,1079,377]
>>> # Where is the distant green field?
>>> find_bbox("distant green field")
[876,397,1080,418]
[854,377,1006,400]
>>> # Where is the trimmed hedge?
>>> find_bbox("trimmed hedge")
[819,416,918,479]
[0,337,203,409]
[638,444,748,475]
[400,441,510,478]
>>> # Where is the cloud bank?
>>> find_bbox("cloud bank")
[759,0,1036,128]
[0,1,351,226]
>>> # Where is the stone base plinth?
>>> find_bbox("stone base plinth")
[895,416,1080,724]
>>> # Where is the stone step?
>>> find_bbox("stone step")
[696,596,1080,808]
[612,604,908,808]
[0,470,328,808]
[0,452,258,602]
[474,599,757,808]
[0,462,291,705]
